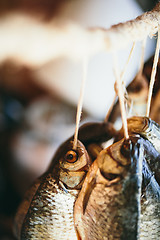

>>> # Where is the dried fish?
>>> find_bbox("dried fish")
[74,135,160,240]
[14,139,91,240]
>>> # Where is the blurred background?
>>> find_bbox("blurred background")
[0,0,158,239]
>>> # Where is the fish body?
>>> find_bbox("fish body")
[140,158,160,239]
[20,173,78,240]
[139,139,160,239]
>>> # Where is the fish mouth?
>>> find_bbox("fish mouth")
[60,170,89,190]
[127,116,149,133]
[117,117,149,141]
[59,180,80,196]
[97,135,141,180]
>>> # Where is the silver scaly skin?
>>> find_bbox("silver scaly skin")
[140,153,160,239]
[21,174,78,240]
[140,176,160,239]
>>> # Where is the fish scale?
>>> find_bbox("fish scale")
[21,173,78,240]
[140,187,160,239]
[76,178,140,240]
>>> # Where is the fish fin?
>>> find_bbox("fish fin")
[82,177,96,214]
[75,227,82,240]
[13,179,41,239]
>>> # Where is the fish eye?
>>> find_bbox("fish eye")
[65,150,78,163]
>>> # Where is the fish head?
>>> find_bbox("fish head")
[52,139,92,190]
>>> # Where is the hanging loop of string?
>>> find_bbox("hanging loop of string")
[146,27,160,117]
[73,57,88,150]
[105,42,135,123]
[121,42,135,84]
[138,38,147,77]
[112,51,129,139]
